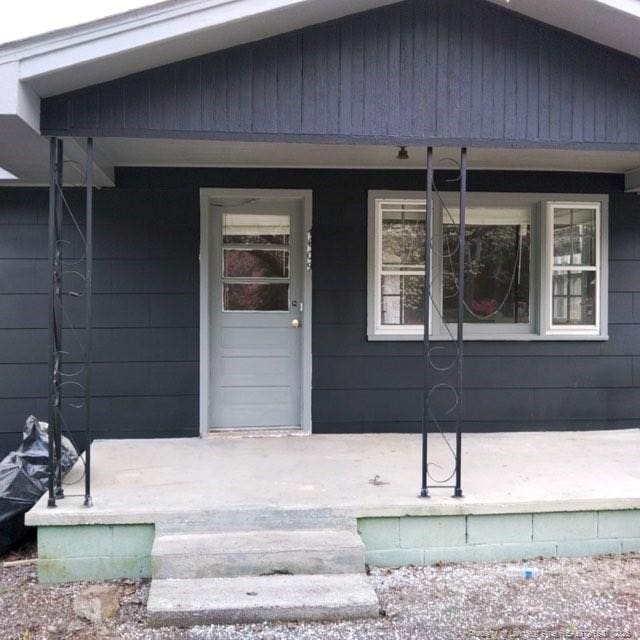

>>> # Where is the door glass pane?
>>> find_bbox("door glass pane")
[223,214,290,245]
[224,283,289,311]
[224,249,289,278]
[552,271,596,325]
[553,208,596,266]
[381,275,424,325]
[443,212,531,324]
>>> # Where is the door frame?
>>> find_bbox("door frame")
[199,188,313,436]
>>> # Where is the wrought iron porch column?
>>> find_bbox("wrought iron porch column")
[420,147,466,499]
[84,138,94,508]
[454,147,467,498]
[46,137,94,508]
[46,137,61,507]
[420,146,434,498]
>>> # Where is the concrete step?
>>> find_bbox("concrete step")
[155,507,356,534]
[147,574,379,627]
[152,528,365,579]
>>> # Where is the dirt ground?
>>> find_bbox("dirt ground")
[1,537,639,640]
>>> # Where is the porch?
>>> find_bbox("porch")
[27,429,640,584]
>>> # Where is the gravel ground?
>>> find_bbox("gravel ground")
[1,540,639,640]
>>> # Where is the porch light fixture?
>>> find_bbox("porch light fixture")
[397,146,409,160]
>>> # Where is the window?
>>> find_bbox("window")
[222,213,290,311]
[441,205,532,329]
[378,200,426,327]
[368,192,608,341]
[547,202,601,334]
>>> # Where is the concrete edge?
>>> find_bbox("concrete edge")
[26,497,640,527]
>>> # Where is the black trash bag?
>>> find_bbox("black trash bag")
[0,416,79,554]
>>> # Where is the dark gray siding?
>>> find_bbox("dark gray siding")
[41,0,640,150]
[0,168,638,459]
[0,187,199,458]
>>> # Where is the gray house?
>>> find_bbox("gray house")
[1,0,640,626]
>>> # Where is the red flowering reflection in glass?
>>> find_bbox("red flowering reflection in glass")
[224,250,289,278]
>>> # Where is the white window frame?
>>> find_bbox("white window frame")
[367,191,609,342]
[542,201,603,337]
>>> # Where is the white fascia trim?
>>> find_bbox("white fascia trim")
[595,0,640,17]
[0,63,40,131]
[0,0,397,95]
[625,167,640,192]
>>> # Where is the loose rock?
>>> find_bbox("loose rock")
[73,584,121,624]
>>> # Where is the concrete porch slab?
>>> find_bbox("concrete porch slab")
[27,430,640,527]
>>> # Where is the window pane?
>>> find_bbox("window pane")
[223,214,290,245]
[553,208,596,266]
[552,271,596,325]
[381,207,425,270]
[223,283,289,311]
[381,275,424,325]
[443,221,531,324]
[224,249,289,278]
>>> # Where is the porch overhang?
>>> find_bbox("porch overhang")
[2,0,640,186]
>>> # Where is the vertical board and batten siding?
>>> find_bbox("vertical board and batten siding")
[41,0,640,150]
[2,168,639,458]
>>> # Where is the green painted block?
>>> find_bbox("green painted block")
[365,548,423,568]
[112,525,155,557]
[38,525,113,560]
[399,516,466,549]
[533,512,597,542]
[556,539,621,558]
[37,524,155,583]
[620,538,640,553]
[423,542,557,564]
[38,556,152,584]
[357,518,399,550]
[467,514,532,544]
[598,511,640,539]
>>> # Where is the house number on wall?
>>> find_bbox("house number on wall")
[306,230,312,271]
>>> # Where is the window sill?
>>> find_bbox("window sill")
[367,333,609,342]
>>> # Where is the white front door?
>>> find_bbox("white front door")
[209,197,304,428]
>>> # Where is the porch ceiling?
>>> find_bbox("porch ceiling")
[2,138,640,188]
[98,139,640,174]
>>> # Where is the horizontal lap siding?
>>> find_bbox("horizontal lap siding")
[116,167,636,436]
[0,188,199,458]
[40,0,640,150]
[0,168,637,457]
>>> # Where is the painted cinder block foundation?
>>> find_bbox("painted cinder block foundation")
[357,510,640,567]
[35,511,640,583]
[37,524,155,583]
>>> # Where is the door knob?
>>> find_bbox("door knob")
[291,319,300,328]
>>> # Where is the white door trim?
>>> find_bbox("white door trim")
[199,188,313,436]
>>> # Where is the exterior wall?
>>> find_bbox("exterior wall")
[41,0,640,152]
[0,168,638,456]
[0,186,200,457]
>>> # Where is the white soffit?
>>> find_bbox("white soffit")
[2,138,639,186]
[97,139,640,174]
[0,0,400,97]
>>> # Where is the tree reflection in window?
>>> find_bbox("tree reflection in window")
[443,223,530,324]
